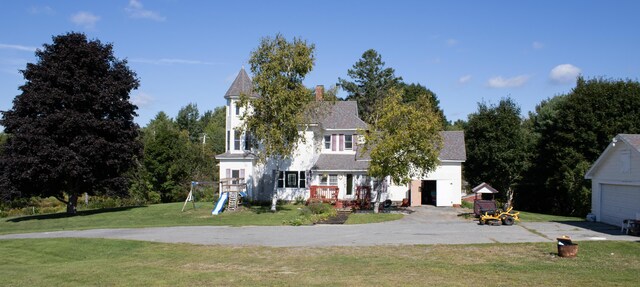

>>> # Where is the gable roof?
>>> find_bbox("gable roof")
[619,134,640,153]
[313,101,368,130]
[224,68,257,99]
[471,182,499,194]
[585,133,640,179]
[440,131,466,161]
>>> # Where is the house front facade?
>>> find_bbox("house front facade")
[217,68,466,207]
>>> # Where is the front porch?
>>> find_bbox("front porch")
[307,185,372,209]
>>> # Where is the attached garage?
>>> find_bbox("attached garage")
[585,134,640,227]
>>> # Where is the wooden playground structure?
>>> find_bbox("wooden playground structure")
[218,177,247,211]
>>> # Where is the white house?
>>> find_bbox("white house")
[585,134,640,227]
[217,68,466,207]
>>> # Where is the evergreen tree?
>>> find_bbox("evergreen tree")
[338,49,402,123]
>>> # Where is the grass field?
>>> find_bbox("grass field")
[517,211,584,222]
[0,202,404,235]
[1,238,638,286]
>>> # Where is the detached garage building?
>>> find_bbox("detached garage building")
[585,134,640,227]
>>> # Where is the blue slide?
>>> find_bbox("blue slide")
[211,192,228,215]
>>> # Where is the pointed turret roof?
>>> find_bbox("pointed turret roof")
[224,68,257,99]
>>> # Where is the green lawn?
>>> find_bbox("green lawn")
[517,211,584,222]
[0,202,403,235]
[345,213,404,224]
[1,238,638,286]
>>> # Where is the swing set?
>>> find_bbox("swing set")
[181,181,216,212]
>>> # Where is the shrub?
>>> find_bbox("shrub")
[285,202,337,226]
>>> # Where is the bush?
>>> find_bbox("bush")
[284,202,337,226]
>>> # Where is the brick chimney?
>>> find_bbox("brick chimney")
[315,85,324,101]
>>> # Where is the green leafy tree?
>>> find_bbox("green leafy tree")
[447,119,467,131]
[363,89,443,213]
[519,77,640,216]
[203,106,226,158]
[141,112,199,202]
[401,82,447,129]
[0,32,141,214]
[464,98,531,207]
[176,103,202,142]
[338,49,402,123]
[239,34,315,211]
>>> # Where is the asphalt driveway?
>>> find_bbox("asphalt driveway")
[0,206,637,246]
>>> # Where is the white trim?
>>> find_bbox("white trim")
[586,134,640,179]
[595,180,640,186]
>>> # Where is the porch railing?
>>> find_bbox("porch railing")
[309,185,339,202]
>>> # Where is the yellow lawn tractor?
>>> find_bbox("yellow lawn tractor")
[479,206,520,226]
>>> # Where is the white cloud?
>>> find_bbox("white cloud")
[487,75,530,88]
[130,58,217,65]
[532,41,544,49]
[0,44,37,52]
[130,92,154,107]
[70,11,100,28]
[446,38,458,46]
[458,75,472,84]
[29,5,55,15]
[125,0,166,21]
[549,64,581,84]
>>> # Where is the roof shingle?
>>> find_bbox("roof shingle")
[224,68,257,99]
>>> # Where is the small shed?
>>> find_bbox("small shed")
[471,182,499,217]
[472,182,499,200]
[585,134,640,227]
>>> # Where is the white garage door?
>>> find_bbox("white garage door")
[601,184,640,227]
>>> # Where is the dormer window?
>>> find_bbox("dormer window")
[345,135,353,150]
[324,135,331,150]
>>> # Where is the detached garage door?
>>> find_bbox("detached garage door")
[600,184,640,227]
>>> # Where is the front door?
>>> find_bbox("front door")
[346,174,353,197]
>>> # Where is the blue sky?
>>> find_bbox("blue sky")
[1,1,639,128]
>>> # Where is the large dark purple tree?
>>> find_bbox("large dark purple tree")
[0,32,141,214]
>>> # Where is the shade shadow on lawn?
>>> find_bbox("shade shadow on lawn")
[6,206,147,222]
[552,220,639,237]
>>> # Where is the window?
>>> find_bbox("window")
[345,134,353,150]
[320,174,328,185]
[226,131,230,151]
[278,171,307,188]
[320,174,338,186]
[226,169,244,184]
[324,135,331,149]
[235,103,240,115]
[244,133,252,150]
[329,174,338,186]
[234,130,241,150]
[285,171,298,188]
[232,170,240,184]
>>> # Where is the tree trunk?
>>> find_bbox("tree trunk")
[373,178,385,214]
[271,167,279,212]
[506,187,514,210]
[66,193,78,215]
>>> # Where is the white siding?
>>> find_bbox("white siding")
[589,140,640,225]
[387,161,463,206]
